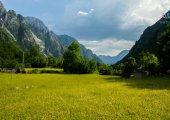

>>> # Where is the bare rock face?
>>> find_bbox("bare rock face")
[0,1,6,16]
[0,1,6,26]
[25,17,64,57]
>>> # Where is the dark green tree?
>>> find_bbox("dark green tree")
[112,63,125,76]
[0,28,22,68]
[28,45,48,68]
[63,41,97,74]
[79,60,97,74]
[98,64,113,75]
[157,26,170,73]
[123,57,136,78]
[137,51,159,75]
[63,41,82,73]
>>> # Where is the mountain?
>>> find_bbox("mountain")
[58,35,102,63]
[25,17,64,57]
[0,1,101,63]
[121,11,170,72]
[99,50,129,65]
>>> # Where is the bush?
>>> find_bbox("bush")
[40,70,60,74]
[31,56,48,68]
[112,63,125,76]
[31,69,40,74]
[98,64,113,75]
[79,60,97,74]
[15,67,27,73]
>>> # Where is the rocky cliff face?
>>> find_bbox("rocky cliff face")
[0,3,40,51]
[25,17,64,57]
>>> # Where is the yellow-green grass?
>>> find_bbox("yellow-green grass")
[25,68,64,73]
[0,73,170,120]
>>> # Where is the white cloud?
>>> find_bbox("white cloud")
[79,39,135,56]
[77,8,94,16]
[89,9,94,13]
[77,11,89,16]
[121,0,170,30]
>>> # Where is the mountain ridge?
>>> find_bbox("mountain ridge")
[99,50,129,65]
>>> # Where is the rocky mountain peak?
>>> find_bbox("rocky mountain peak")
[25,17,49,33]
[0,1,6,18]
[0,1,4,10]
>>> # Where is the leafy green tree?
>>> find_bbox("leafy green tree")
[98,64,113,75]
[48,57,56,67]
[55,58,64,68]
[0,28,22,68]
[63,41,82,73]
[137,51,159,75]
[87,60,97,73]
[63,41,97,74]
[27,45,48,68]
[79,60,97,74]
[123,57,136,78]
[112,63,125,76]
[48,57,63,68]
[30,56,48,68]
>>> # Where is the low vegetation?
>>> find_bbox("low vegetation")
[0,73,170,119]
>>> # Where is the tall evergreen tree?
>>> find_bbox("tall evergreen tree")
[63,41,82,73]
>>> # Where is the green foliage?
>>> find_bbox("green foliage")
[63,41,97,74]
[48,57,63,68]
[98,64,113,75]
[123,57,136,78]
[79,60,97,74]
[30,56,48,68]
[63,41,82,73]
[112,63,125,76]
[121,22,170,74]
[157,25,170,72]
[137,51,159,75]
[28,46,48,68]
[31,69,41,74]
[22,45,48,68]
[0,28,22,68]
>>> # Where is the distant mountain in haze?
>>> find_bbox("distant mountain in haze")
[99,50,129,65]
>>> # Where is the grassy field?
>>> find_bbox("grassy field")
[25,68,64,73]
[0,73,170,120]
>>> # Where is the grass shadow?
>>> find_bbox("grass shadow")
[104,76,170,90]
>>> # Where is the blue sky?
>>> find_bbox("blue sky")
[1,0,170,56]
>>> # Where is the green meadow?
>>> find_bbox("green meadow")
[0,72,170,120]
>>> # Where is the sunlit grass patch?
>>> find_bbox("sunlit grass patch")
[25,68,64,73]
[0,73,170,119]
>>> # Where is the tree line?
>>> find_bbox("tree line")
[0,32,169,76]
